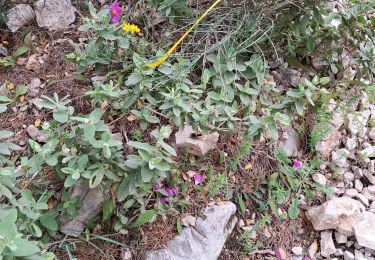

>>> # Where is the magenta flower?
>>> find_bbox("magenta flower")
[161,197,169,203]
[165,188,178,196]
[109,2,123,23]
[193,174,203,185]
[293,160,302,168]
[153,183,162,191]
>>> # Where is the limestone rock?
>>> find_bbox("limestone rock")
[321,231,336,257]
[175,125,219,156]
[315,126,341,158]
[359,146,375,159]
[26,125,46,143]
[345,189,358,198]
[278,127,299,157]
[353,212,375,250]
[334,231,347,244]
[346,138,357,151]
[60,182,104,236]
[35,0,76,30]
[332,148,350,168]
[332,111,345,129]
[369,128,375,140]
[145,202,237,260]
[27,78,41,97]
[292,246,303,256]
[306,196,365,236]
[25,54,45,73]
[181,215,196,227]
[312,173,327,186]
[6,4,35,32]
[343,251,355,260]
[355,180,364,192]
[348,111,370,136]
[363,170,375,185]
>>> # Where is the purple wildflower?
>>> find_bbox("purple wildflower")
[109,2,123,23]
[165,188,173,196]
[153,183,162,191]
[161,197,169,203]
[165,188,178,196]
[193,173,203,185]
[293,160,302,168]
[272,215,278,225]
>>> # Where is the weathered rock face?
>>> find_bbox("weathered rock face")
[306,196,365,236]
[35,0,76,30]
[144,202,237,260]
[320,231,336,257]
[60,182,104,237]
[315,126,341,158]
[175,125,219,156]
[27,78,41,97]
[348,111,370,136]
[278,127,299,157]
[353,212,375,250]
[6,4,35,32]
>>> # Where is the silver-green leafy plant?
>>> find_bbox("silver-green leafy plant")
[25,105,125,189]
[117,126,176,202]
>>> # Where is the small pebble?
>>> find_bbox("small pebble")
[356,194,370,207]
[335,231,348,244]
[354,249,365,259]
[345,189,358,197]
[344,172,355,181]
[368,185,375,193]
[346,240,355,248]
[292,246,303,256]
[343,250,355,260]
[19,105,28,112]
[334,249,344,256]
[355,179,364,192]
[312,173,327,186]
[238,219,245,228]
[263,227,272,239]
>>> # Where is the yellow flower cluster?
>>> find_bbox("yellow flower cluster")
[122,23,141,33]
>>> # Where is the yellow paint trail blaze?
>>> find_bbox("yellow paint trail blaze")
[146,0,222,68]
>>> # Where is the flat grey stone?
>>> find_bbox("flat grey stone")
[144,202,237,260]
[175,125,219,156]
[6,4,35,32]
[354,212,375,250]
[35,0,76,30]
[278,127,299,157]
[60,182,104,236]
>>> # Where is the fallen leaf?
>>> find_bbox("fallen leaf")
[19,95,25,102]
[181,171,190,181]
[48,198,54,209]
[244,163,252,169]
[127,114,137,122]
[308,240,318,258]
[6,81,14,90]
[34,119,41,127]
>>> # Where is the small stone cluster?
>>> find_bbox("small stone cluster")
[6,0,76,32]
[305,91,374,259]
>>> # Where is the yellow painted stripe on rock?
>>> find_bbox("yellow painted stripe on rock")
[146,0,222,68]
